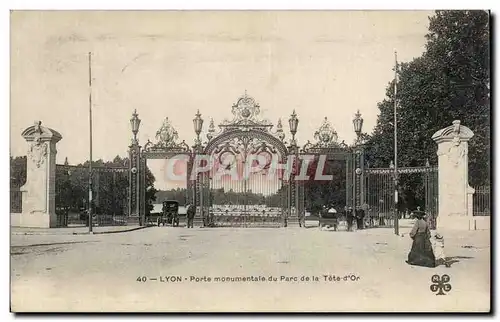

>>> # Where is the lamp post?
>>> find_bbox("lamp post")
[130,109,141,223]
[393,51,399,236]
[352,110,364,210]
[288,110,299,227]
[193,110,204,224]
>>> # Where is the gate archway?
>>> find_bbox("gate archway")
[196,93,291,227]
[128,110,193,226]
[128,93,367,228]
[296,117,363,225]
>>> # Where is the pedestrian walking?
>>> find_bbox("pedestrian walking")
[406,212,435,268]
[432,233,449,267]
[355,206,365,230]
[346,207,354,231]
[186,204,196,228]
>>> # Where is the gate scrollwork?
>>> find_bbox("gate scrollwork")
[301,117,349,154]
[142,117,192,155]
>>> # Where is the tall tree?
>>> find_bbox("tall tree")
[11,154,158,217]
[364,10,490,210]
[144,166,157,215]
[10,156,27,189]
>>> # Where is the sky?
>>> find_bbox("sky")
[10,10,434,190]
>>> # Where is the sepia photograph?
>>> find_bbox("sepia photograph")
[9,9,491,312]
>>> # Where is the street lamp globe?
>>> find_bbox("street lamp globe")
[288,110,299,135]
[193,110,204,136]
[352,110,363,137]
[130,109,141,139]
[288,110,299,144]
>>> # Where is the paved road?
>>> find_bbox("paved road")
[11,226,490,312]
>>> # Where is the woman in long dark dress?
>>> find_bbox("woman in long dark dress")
[406,212,436,268]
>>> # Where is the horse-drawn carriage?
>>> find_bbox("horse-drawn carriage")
[157,200,180,227]
[318,207,340,229]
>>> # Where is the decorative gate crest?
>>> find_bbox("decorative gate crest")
[219,91,273,131]
[302,117,348,153]
[204,92,288,157]
[143,117,191,154]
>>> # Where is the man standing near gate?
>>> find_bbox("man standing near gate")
[355,206,365,230]
[186,203,196,228]
[346,206,354,231]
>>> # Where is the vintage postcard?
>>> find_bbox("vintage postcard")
[10,10,491,312]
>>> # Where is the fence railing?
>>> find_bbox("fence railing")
[10,190,22,213]
[473,186,490,216]
[65,213,133,227]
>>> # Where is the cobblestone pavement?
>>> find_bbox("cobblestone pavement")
[10,225,490,312]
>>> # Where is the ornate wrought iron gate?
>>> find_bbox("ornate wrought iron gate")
[138,118,193,224]
[363,161,438,228]
[296,117,364,220]
[129,93,369,228]
[198,93,290,227]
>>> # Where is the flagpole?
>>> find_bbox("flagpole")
[394,51,399,236]
[88,52,93,234]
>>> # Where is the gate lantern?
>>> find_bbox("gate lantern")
[193,110,204,146]
[288,110,299,146]
[130,109,141,144]
[353,110,363,141]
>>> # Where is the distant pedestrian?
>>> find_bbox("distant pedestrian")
[346,207,354,231]
[298,209,305,228]
[365,207,374,228]
[186,204,196,228]
[355,206,365,230]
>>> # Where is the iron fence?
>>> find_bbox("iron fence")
[364,170,395,228]
[473,186,490,216]
[363,163,438,228]
[64,212,136,227]
[10,190,22,213]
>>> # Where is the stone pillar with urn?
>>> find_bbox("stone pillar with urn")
[432,120,475,230]
[12,121,62,228]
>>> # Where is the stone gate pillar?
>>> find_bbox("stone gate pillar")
[432,120,474,230]
[13,121,62,228]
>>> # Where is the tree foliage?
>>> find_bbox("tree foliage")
[156,186,285,208]
[302,158,347,214]
[364,10,490,210]
[10,155,157,216]
[10,156,27,188]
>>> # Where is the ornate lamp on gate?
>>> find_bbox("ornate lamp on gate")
[352,109,363,144]
[193,110,204,148]
[130,109,141,145]
[129,109,142,223]
[288,110,299,146]
[352,110,365,211]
